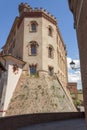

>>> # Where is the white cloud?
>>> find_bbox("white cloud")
[67,57,82,89]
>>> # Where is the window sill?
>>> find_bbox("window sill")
[48,34,53,37]
[29,54,37,56]
[48,56,54,59]
[30,31,37,33]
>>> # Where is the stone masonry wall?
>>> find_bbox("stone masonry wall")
[6,72,76,116]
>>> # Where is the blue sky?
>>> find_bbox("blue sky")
[0,0,81,88]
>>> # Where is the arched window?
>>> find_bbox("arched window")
[48,45,54,58]
[48,26,53,36]
[31,44,37,55]
[31,23,36,32]
[28,41,39,56]
[30,21,38,32]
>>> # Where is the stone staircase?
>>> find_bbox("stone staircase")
[6,72,76,116]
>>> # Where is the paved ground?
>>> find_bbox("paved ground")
[18,118,86,130]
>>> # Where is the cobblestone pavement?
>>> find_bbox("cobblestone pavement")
[19,118,86,130]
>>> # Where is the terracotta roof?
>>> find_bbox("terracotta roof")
[0,54,26,65]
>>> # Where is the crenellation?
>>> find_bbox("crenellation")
[19,2,31,9]
[18,6,56,21]
[29,7,33,12]
[33,7,39,11]
[19,3,32,15]
[51,15,56,20]
[40,7,45,12]
[47,12,50,15]
[43,9,50,15]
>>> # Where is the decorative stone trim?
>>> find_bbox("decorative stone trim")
[27,41,39,56]
[29,21,38,32]
[18,12,57,28]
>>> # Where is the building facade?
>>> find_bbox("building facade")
[2,3,68,88]
[68,0,87,126]
[67,82,78,100]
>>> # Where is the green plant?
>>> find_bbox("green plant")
[63,95,65,98]
[73,99,82,107]
[51,86,55,89]
[30,72,39,78]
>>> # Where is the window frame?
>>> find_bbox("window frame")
[48,45,54,59]
[48,66,54,76]
[31,44,37,55]
[31,23,37,32]
[30,21,38,32]
[28,41,39,56]
[29,65,37,75]
[48,25,53,37]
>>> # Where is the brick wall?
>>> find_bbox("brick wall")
[67,82,78,99]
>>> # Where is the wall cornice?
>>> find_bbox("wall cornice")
[18,12,57,28]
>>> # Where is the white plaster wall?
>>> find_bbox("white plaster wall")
[3,60,22,114]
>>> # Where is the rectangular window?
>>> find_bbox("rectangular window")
[48,66,54,76]
[31,45,36,55]
[48,46,54,59]
[30,66,36,75]
[13,39,16,49]
[31,23,36,32]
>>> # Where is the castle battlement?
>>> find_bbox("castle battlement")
[19,3,56,21]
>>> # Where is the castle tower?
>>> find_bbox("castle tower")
[0,3,76,116]
[2,3,68,88]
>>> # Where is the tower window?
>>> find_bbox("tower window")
[31,23,36,32]
[30,65,37,75]
[30,21,38,32]
[48,45,54,58]
[48,66,54,76]
[48,26,53,36]
[28,41,39,56]
[31,44,37,55]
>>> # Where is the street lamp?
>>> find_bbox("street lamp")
[70,60,80,70]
